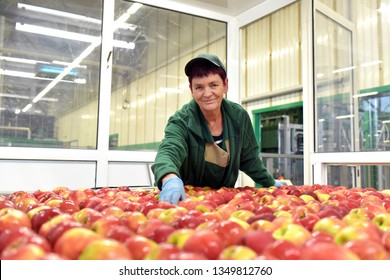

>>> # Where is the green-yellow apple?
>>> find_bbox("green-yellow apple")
[72,207,104,228]
[78,238,132,260]
[333,225,375,245]
[157,206,188,226]
[229,209,254,222]
[249,219,278,232]
[272,223,312,246]
[14,197,40,212]
[312,217,346,236]
[120,211,147,232]
[91,215,125,237]
[372,213,390,232]
[218,245,257,260]
[144,243,181,260]
[166,228,196,249]
[26,205,51,219]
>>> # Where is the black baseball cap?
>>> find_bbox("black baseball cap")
[184,53,226,76]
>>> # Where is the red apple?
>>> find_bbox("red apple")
[239,230,275,255]
[38,213,74,238]
[78,238,132,260]
[262,239,302,260]
[72,208,104,228]
[124,234,158,260]
[0,200,15,210]
[149,224,176,243]
[0,207,31,231]
[30,207,62,233]
[7,191,34,204]
[57,200,80,215]
[381,230,390,251]
[1,243,46,260]
[121,211,148,232]
[136,218,166,238]
[46,219,84,247]
[0,226,51,254]
[173,210,206,229]
[343,239,387,260]
[182,229,224,260]
[300,242,359,260]
[144,242,181,260]
[213,220,247,246]
[54,227,102,259]
[91,215,125,237]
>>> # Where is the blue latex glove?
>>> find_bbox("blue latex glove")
[274,179,288,188]
[159,177,186,205]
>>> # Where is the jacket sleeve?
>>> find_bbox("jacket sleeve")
[239,112,275,187]
[151,116,189,189]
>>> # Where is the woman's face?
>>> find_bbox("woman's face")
[190,73,228,115]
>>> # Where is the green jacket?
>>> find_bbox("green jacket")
[151,98,275,189]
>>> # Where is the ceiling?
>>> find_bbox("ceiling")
[168,0,265,16]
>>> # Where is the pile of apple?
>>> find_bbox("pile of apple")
[1,184,390,260]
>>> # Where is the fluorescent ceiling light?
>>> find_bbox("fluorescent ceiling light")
[0,69,35,78]
[18,3,138,31]
[16,22,135,49]
[0,55,44,64]
[18,3,101,24]
[0,69,86,84]
[335,114,354,120]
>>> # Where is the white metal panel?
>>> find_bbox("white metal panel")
[0,160,96,194]
[107,162,153,187]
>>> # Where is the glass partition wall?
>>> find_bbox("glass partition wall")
[313,0,390,189]
[0,0,103,149]
[0,0,227,151]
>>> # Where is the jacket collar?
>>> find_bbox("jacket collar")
[187,99,242,140]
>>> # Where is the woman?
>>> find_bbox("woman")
[152,54,286,204]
